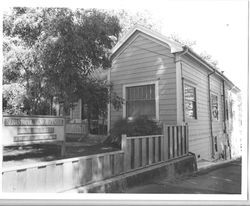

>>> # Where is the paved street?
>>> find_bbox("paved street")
[125,159,241,194]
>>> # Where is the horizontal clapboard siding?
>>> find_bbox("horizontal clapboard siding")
[111,34,177,126]
[181,56,211,159]
[181,55,225,159]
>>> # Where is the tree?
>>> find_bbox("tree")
[168,34,219,69]
[107,9,162,39]
[3,8,123,115]
[199,51,218,69]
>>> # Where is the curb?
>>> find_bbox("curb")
[197,157,241,174]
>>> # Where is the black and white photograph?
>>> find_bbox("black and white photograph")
[1,0,249,205]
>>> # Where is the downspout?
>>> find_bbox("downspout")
[208,70,216,159]
[222,80,227,133]
[222,80,232,159]
[177,47,189,122]
[107,68,111,135]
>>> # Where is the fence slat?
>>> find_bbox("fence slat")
[169,126,173,159]
[141,138,147,166]
[174,126,178,158]
[103,155,111,178]
[177,126,181,157]
[55,164,64,192]
[160,135,164,162]
[16,169,27,192]
[25,167,39,192]
[119,153,124,174]
[148,137,153,164]
[92,157,102,181]
[163,126,169,161]
[114,153,121,175]
[78,159,87,186]
[62,161,74,191]
[186,125,189,154]
[110,154,115,176]
[125,139,131,172]
[181,125,184,156]
[37,166,47,193]
[3,171,17,192]
[45,165,56,192]
[155,137,159,163]
[134,138,140,169]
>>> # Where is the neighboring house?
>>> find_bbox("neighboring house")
[59,68,109,134]
[108,25,242,160]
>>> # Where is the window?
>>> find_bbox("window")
[126,84,156,119]
[184,84,197,119]
[211,94,219,120]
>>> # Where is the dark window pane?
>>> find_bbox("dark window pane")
[126,84,155,119]
[184,84,197,119]
[211,94,219,120]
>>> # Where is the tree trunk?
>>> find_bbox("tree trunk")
[50,96,53,115]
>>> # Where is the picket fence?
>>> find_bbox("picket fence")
[2,123,189,193]
[2,150,124,193]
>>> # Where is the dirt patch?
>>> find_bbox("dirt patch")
[3,142,120,168]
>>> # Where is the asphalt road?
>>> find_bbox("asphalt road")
[125,159,241,194]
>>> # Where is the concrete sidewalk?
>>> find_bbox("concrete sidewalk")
[197,157,241,171]
[125,158,242,194]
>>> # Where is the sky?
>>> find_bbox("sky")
[2,0,248,91]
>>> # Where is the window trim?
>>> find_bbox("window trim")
[211,92,219,121]
[122,81,159,120]
[184,83,197,120]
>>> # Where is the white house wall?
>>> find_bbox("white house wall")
[110,33,177,127]
[181,55,211,160]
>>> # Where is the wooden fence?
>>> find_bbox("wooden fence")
[2,150,124,193]
[121,123,189,171]
[65,123,88,134]
[2,123,189,192]
[65,122,88,139]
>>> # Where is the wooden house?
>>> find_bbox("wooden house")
[108,26,241,160]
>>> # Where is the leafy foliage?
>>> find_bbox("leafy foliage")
[108,9,162,39]
[168,34,219,69]
[104,116,162,148]
[3,8,122,115]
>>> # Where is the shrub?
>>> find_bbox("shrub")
[104,116,162,148]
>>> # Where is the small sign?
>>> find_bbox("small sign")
[14,134,57,142]
[17,127,54,134]
[4,118,64,126]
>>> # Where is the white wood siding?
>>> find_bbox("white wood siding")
[110,34,177,127]
[181,55,225,160]
[181,56,211,159]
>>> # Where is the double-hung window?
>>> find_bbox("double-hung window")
[126,84,156,119]
[184,84,197,119]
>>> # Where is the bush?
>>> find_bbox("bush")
[104,116,162,148]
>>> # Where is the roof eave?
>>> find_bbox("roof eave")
[180,48,239,91]
[110,25,183,61]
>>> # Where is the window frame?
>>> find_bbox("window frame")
[211,92,219,121]
[123,81,159,120]
[184,83,198,120]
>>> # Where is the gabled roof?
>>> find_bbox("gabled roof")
[110,25,240,91]
[110,25,184,60]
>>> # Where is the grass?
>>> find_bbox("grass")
[3,138,119,168]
